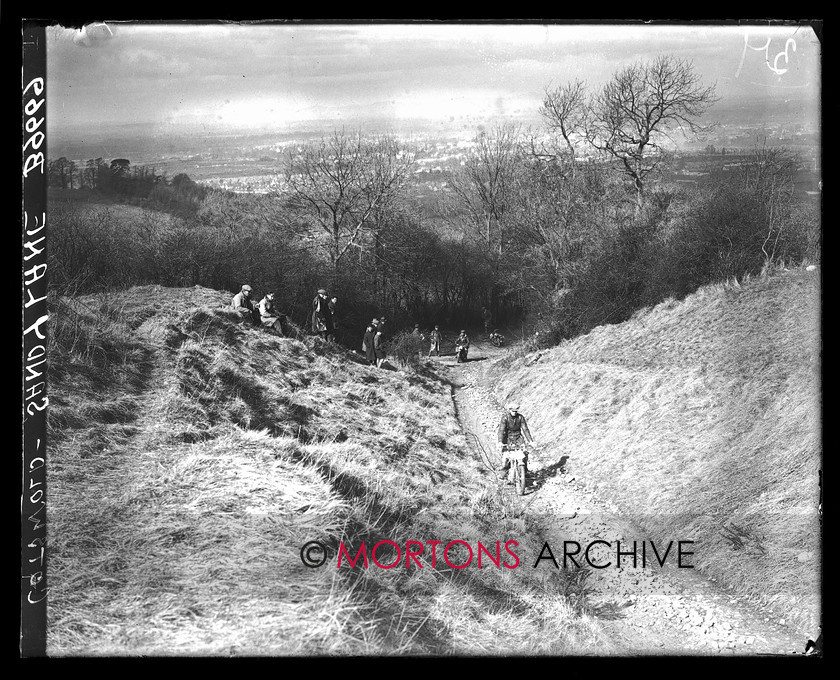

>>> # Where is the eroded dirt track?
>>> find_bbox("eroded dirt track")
[431,341,809,657]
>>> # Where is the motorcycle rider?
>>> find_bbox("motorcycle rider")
[497,403,534,481]
[455,329,470,362]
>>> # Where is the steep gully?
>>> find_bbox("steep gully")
[429,340,810,656]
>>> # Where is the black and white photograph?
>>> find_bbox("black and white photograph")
[22,20,821,657]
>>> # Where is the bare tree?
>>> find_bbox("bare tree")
[587,55,717,208]
[537,80,589,178]
[48,157,73,189]
[740,138,800,263]
[508,157,614,294]
[439,123,527,321]
[446,122,522,255]
[284,130,415,274]
[67,160,78,189]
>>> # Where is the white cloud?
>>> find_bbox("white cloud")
[46,21,820,132]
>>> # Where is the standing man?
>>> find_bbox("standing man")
[258,291,287,337]
[231,284,260,325]
[311,288,334,340]
[328,296,339,342]
[482,306,493,335]
[363,319,378,366]
[428,325,442,357]
[412,323,426,360]
[497,402,535,480]
[374,325,387,368]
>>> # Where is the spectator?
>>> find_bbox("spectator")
[362,319,378,366]
[258,291,288,336]
[374,327,387,368]
[327,296,339,342]
[231,285,260,325]
[428,325,442,357]
[482,306,493,334]
[412,323,426,360]
[311,288,334,340]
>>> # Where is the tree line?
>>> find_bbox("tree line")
[47,55,820,349]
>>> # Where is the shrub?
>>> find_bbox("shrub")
[385,331,424,370]
[540,180,821,345]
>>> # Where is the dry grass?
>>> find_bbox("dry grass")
[488,266,821,635]
[47,284,608,656]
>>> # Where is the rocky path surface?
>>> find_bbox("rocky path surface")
[430,340,812,657]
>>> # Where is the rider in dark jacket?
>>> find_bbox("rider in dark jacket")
[456,330,470,361]
[497,403,534,479]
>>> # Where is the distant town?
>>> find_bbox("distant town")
[47,105,820,202]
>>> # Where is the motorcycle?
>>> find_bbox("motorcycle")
[489,332,504,347]
[456,344,468,363]
[501,445,528,496]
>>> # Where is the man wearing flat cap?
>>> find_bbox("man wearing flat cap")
[231,284,260,325]
[311,288,334,340]
[497,402,534,480]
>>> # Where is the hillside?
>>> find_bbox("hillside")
[486,267,821,635]
[43,267,821,655]
[45,285,609,656]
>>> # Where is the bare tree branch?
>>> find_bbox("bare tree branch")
[586,55,718,208]
[283,130,416,273]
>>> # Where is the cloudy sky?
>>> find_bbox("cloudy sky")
[46,21,821,136]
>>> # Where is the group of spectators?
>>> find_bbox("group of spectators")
[362,321,463,368]
[361,317,387,367]
[414,324,452,358]
[231,285,533,485]
[230,284,339,341]
[311,288,338,342]
[231,283,477,368]
[231,284,290,336]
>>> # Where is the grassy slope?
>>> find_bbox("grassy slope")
[489,267,821,634]
[47,285,609,656]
